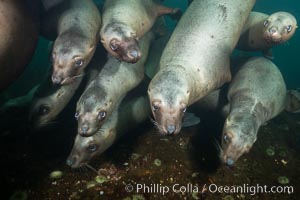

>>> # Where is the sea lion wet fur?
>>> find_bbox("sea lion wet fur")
[100,0,178,63]
[0,0,39,91]
[148,0,256,135]
[221,57,287,166]
[29,46,106,129]
[237,11,297,56]
[67,95,150,168]
[75,32,153,137]
[41,0,101,85]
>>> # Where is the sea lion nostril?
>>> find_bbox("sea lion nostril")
[226,158,234,166]
[167,125,176,134]
[130,50,139,58]
[81,126,89,134]
[66,159,74,166]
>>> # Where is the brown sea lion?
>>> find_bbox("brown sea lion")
[75,32,153,137]
[100,0,178,63]
[29,45,106,129]
[220,57,287,166]
[0,0,39,91]
[41,0,101,85]
[67,95,150,168]
[237,12,297,58]
[29,74,83,129]
[148,0,255,135]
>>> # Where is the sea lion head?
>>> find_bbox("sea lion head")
[51,30,96,85]
[148,69,189,135]
[263,12,297,45]
[220,112,258,166]
[66,128,115,168]
[29,98,56,129]
[29,86,66,129]
[101,22,142,63]
[75,86,112,137]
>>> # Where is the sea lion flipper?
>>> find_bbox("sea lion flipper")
[262,49,274,60]
[156,4,181,18]
[182,112,200,128]
[285,90,300,113]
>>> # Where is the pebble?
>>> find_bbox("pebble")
[154,159,162,167]
[49,170,63,180]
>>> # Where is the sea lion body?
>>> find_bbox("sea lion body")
[221,57,287,166]
[67,95,150,168]
[76,32,153,137]
[41,0,101,85]
[237,12,297,55]
[0,0,39,91]
[100,0,178,63]
[29,46,106,129]
[148,0,255,135]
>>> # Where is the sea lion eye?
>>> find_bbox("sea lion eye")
[263,20,269,27]
[38,105,50,115]
[286,25,293,33]
[75,59,84,67]
[223,134,230,143]
[152,103,160,111]
[110,39,120,51]
[98,111,106,120]
[75,112,80,120]
[87,144,97,152]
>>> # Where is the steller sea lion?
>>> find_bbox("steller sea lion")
[29,74,83,129]
[75,32,153,137]
[41,0,101,85]
[100,0,178,63]
[237,11,297,58]
[29,45,106,129]
[66,94,150,168]
[148,0,255,135]
[220,57,287,166]
[0,0,39,91]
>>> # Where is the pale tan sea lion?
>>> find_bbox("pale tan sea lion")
[221,57,287,166]
[100,0,178,63]
[67,95,150,168]
[148,0,255,135]
[0,0,39,91]
[41,0,101,85]
[237,11,297,57]
[75,32,153,137]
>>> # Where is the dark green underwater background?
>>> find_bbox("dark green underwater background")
[0,0,299,104]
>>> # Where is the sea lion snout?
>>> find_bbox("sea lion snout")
[268,26,278,34]
[51,73,63,85]
[223,156,235,166]
[80,125,90,135]
[167,124,176,134]
[108,37,142,63]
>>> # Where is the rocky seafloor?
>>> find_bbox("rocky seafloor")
[1,107,299,200]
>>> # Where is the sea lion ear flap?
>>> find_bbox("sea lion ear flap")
[87,43,97,54]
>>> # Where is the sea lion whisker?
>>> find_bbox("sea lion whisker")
[72,73,86,79]
[84,163,99,174]
[213,138,222,154]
